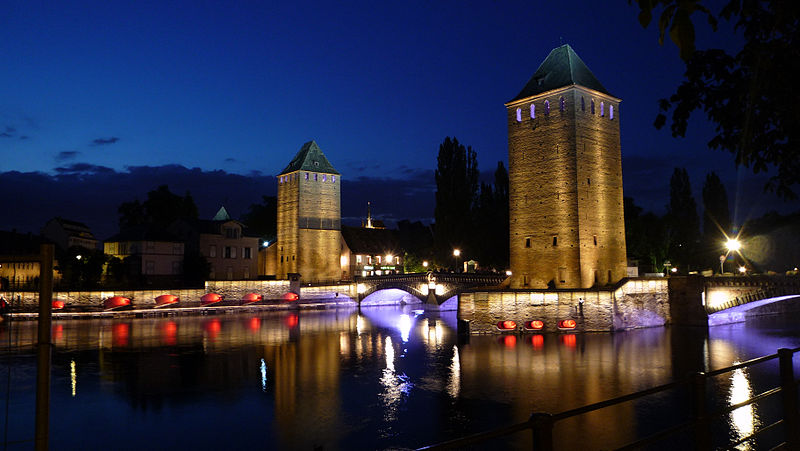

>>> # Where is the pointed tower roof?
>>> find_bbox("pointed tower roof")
[212,206,231,221]
[509,44,610,103]
[279,140,340,176]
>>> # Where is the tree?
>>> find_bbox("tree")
[241,196,277,243]
[118,185,198,229]
[667,168,701,271]
[471,161,509,270]
[702,171,731,241]
[433,137,479,266]
[624,197,670,273]
[635,1,800,198]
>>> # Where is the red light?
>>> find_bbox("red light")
[204,319,221,339]
[155,294,179,306]
[242,293,262,304]
[558,319,577,329]
[531,334,544,348]
[52,300,65,310]
[161,321,177,346]
[247,317,261,332]
[525,320,544,330]
[560,334,577,348]
[53,324,64,341]
[285,314,299,328]
[282,292,299,302]
[502,335,517,347]
[112,323,130,347]
[496,320,517,330]
[201,293,222,305]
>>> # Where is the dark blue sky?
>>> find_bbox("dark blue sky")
[1,1,796,237]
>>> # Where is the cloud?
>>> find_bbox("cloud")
[54,162,115,175]
[224,158,236,163]
[0,132,11,138]
[19,135,29,140]
[5,126,15,133]
[91,137,120,146]
[56,151,80,161]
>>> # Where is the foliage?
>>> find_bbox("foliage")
[472,162,509,270]
[433,137,479,266]
[118,185,198,229]
[55,246,107,289]
[241,195,277,243]
[701,171,731,240]
[667,168,701,271]
[624,197,670,273]
[635,0,800,198]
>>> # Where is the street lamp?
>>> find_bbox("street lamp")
[453,249,461,273]
[738,266,747,275]
[722,237,743,275]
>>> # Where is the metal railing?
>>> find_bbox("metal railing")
[418,347,800,450]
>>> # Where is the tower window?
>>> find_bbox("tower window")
[600,101,605,116]
[591,100,595,114]
[530,104,535,119]
[610,105,614,120]
[525,237,531,248]
[587,178,591,185]
[552,236,558,246]
[314,174,318,181]
[593,235,598,246]
[515,108,522,122]
[559,96,565,112]
[323,174,327,182]
[332,175,336,182]
[581,97,585,112]
[544,100,550,115]
[305,173,309,180]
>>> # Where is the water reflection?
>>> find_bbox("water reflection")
[729,365,759,450]
[0,308,798,450]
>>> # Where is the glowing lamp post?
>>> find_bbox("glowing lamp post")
[723,238,742,275]
[453,249,461,273]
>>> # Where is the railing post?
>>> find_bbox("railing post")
[778,348,800,448]
[529,412,554,451]
[691,372,711,450]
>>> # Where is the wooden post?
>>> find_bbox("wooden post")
[691,372,711,450]
[779,348,800,448]
[530,412,554,451]
[35,244,54,451]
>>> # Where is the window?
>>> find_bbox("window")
[145,260,155,275]
[225,228,239,239]
[587,178,591,185]
[515,108,522,122]
[552,236,558,246]
[243,247,251,259]
[332,175,336,182]
[280,256,283,263]
[225,246,232,258]
[581,97,585,111]
[544,100,550,115]
[368,256,372,264]
[377,255,382,264]
[314,174,318,181]
[525,237,531,248]
[323,174,327,182]
[209,245,216,257]
[591,99,595,114]
[530,104,535,119]
[600,101,605,116]
[593,235,598,246]
[304,172,309,180]
[356,255,362,264]
[559,96,565,112]
[610,105,614,120]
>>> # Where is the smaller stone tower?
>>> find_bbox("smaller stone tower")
[276,141,341,283]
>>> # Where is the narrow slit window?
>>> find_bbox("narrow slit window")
[600,101,605,116]
[610,105,614,120]
[552,236,558,246]
[544,100,550,115]
[581,97,585,112]
[559,96,565,112]
[587,178,591,185]
[593,235,598,246]
[515,108,522,122]
[530,104,535,119]
[525,237,531,248]
[591,99,595,114]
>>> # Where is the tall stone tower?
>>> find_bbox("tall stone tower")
[277,140,342,283]
[506,44,626,289]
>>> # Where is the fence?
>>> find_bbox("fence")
[418,347,800,450]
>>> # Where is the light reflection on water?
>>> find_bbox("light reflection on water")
[0,306,798,449]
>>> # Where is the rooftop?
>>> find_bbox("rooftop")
[279,140,340,176]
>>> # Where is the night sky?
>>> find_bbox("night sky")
[2,1,797,238]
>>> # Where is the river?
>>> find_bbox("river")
[1,306,799,450]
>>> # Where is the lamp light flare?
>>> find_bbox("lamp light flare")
[725,238,741,252]
[739,266,747,274]
[453,249,460,257]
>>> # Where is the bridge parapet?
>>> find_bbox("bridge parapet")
[704,275,800,314]
[355,272,507,305]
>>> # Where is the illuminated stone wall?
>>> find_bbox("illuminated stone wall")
[506,86,626,289]
[458,278,669,333]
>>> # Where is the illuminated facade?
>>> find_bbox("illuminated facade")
[340,225,403,279]
[276,141,342,283]
[506,44,626,289]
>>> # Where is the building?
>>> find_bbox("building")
[340,225,403,279]
[104,225,185,283]
[0,231,61,290]
[41,217,99,251]
[276,141,342,283]
[505,44,626,289]
[172,207,260,281]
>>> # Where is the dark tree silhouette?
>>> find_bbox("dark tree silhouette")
[241,195,277,243]
[635,1,800,198]
[434,137,478,267]
[118,185,198,229]
[667,168,701,271]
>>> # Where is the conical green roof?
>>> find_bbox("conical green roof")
[509,44,610,103]
[212,206,231,221]
[279,140,340,176]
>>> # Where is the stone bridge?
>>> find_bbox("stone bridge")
[355,272,508,306]
[702,275,800,325]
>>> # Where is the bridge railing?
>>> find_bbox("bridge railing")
[417,347,800,450]
[706,284,800,314]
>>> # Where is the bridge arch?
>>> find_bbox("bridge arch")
[360,288,425,306]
